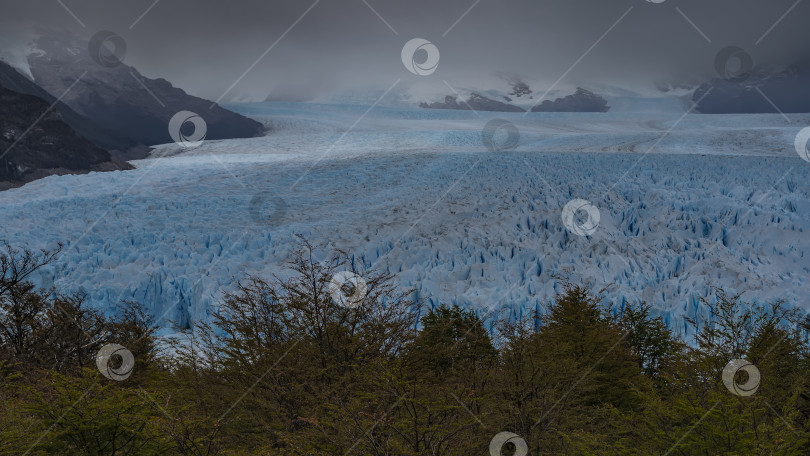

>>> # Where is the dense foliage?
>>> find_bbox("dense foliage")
[1,240,808,455]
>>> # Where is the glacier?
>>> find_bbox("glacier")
[0,101,808,337]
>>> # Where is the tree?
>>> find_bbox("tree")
[615,302,680,384]
[527,282,650,454]
[0,241,61,298]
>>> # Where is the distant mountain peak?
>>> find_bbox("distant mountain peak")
[531,87,610,113]
[420,92,525,112]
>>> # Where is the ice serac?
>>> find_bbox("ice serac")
[0,82,132,189]
[26,30,265,159]
[694,61,810,114]
[531,87,610,112]
[0,103,807,339]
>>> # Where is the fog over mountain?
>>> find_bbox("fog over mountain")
[1,0,808,101]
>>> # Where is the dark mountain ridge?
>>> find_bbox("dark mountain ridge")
[0,60,142,157]
[693,60,810,113]
[531,88,610,113]
[26,31,265,159]
[0,83,131,189]
[420,93,526,112]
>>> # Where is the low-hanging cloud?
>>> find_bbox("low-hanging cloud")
[1,0,808,100]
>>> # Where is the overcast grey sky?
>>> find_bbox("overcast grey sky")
[1,0,808,100]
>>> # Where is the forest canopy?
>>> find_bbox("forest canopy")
[1,239,808,455]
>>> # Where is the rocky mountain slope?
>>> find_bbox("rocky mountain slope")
[0,83,131,189]
[0,60,140,157]
[26,31,264,159]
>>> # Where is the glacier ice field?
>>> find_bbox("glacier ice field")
[1,102,809,337]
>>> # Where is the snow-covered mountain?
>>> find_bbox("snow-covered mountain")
[309,77,689,114]
[1,102,807,338]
